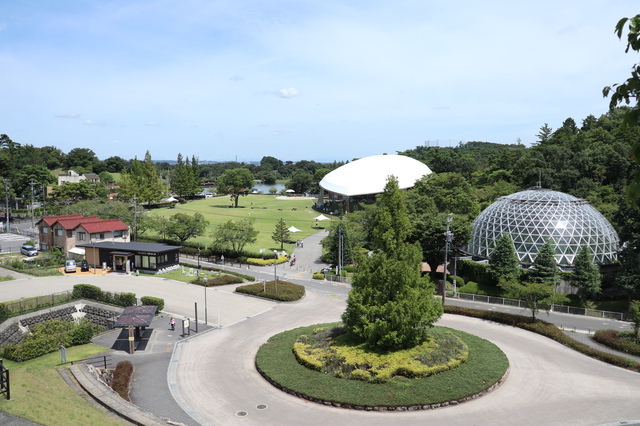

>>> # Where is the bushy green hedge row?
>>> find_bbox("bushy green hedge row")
[0,319,104,362]
[111,360,134,401]
[444,305,640,373]
[72,284,136,307]
[312,273,325,280]
[179,263,255,281]
[457,259,492,287]
[235,280,305,302]
[593,329,640,357]
[0,303,9,322]
[140,296,165,312]
[191,275,243,286]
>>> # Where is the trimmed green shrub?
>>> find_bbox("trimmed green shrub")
[72,284,103,301]
[593,329,640,357]
[0,319,105,361]
[235,281,305,302]
[312,273,325,280]
[0,303,9,322]
[140,296,165,313]
[111,361,134,401]
[444,305,640,373]
[192,274,243,286]
[458,259,492,286]
[447,275,465,287]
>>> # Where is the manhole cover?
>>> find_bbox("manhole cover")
[256,404,268,410]
[236,411,248,417]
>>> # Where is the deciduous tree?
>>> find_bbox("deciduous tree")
[165,212,209,244]
[211,219,259,256]
[216,168,254,208]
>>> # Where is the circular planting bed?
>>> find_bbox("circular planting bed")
[256,323,509,410]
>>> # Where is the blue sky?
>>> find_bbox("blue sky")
[1,1,638,163]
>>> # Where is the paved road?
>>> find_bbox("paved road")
[174,292,640,426]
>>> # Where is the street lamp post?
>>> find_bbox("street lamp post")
[203,277,208,324]
[197,246,201,277]
[273,250,278,294]
[442,213,453,305]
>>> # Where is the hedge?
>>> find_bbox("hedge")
[444,305,640,373]
[235,281,305,302]
[140,296,165,313]
[457,259,492,287]
[593,329,640,357]
[72,284,136,308]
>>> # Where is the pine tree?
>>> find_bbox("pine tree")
[529,241,559,284]
[488,234,520,282]
[571,245,601,302]
[342,176,442,351]
[171,153,192,198]
[272,218,290,250]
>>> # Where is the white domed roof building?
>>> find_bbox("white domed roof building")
[466,188,619,267]
[317,154,431,213]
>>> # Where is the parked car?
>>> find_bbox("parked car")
[65,260,77,273]
[80,260,89,272]
[20,245,38,256]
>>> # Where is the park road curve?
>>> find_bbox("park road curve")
[173,291,640,426]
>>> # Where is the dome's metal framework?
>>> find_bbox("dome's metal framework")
[466,189,619,266]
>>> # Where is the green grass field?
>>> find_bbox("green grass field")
[0,345,124,425]
[145,194,333,254]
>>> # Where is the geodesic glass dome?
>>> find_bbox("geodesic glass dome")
[466,188,619,266]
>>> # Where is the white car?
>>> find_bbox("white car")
[65,260,77,273]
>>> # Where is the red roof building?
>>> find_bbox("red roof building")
[37,214,130,256]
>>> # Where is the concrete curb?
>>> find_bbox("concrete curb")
[69,364,168,426]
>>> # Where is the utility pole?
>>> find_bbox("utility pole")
[29,181,36,229]
[3,179,10,233]
[442,213,453,305]
[132,196,137,241]
[338,226,343,277]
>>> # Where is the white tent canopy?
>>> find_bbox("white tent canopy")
[288,226,302,232]
[319,154,432,197]
[314,214,330,221]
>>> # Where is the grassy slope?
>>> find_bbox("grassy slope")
[145,194,331,253]
[0,345,124,425]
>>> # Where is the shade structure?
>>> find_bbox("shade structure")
[288,226,302,233]
[319,154,431,197]
[285,189,295,193]
[314,214,330,221]
[466,188,619,266]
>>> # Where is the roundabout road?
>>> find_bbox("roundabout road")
[174,291,640,426]
[2,273,640,425]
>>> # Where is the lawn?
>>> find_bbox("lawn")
[145,194,333,254]
[0,345,124,425]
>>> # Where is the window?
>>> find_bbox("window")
[55,228,63,237]
[114,230,123,238]
[78,232,86,241]
[42,227,49,234]
[99,233,105,240]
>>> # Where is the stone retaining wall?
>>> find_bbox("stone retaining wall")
[0,301,123,348]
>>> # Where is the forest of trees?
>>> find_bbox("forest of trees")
[2,106,640,308]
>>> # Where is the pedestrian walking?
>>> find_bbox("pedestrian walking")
[170,317,176,331]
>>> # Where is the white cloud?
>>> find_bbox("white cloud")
[145,122,159,126]
[83,119,106,126]
[270,87,301,99]
[54,113,80,118]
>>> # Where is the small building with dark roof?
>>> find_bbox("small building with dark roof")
[76,241,182,274]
